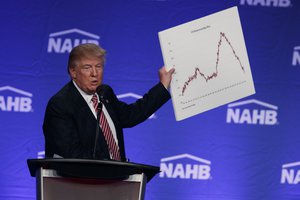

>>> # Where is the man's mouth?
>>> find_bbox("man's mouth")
[91,80,98,85]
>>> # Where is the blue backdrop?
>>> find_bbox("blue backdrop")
[0,0,300,199]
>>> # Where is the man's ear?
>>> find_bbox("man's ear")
[69,67,76,79]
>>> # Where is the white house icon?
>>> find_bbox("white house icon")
[161,153,211,165]
[228,99,278,110]
[282,161,300,169]
[49,28,100,39]
[0,86,32,97]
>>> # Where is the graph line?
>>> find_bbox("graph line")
[181,32,245,96]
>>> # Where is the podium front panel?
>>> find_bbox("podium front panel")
[38,168,147,200]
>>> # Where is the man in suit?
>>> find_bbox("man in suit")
[43,43,174,161]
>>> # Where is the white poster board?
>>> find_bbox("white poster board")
[159,6,255,121]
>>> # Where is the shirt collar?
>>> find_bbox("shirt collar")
[72,80,98,103]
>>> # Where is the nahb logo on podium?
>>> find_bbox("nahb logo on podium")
[292,46,300,66]
[47,28,100,54]
[281,161,300,185]
[159,154,212,180]
[226,99,278,125]
[0,86,33,112]
[117,93,156,119]
[240,0,291,7]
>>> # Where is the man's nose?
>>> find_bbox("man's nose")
[91,66,97,76]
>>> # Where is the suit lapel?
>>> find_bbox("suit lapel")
[69,81,96,121]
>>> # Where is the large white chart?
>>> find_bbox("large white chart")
[159,7,255,121]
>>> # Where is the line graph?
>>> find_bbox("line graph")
[181,32,245,96]
[159,7,255,120]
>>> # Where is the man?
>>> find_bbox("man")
[43,43,174,161]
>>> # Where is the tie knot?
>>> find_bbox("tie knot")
[91,94,98,109]
[91,94,98,103]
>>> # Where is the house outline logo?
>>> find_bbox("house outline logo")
[117,93,157,119]
[227,99,278,110]
[282,161,300,168]
[47,28,100,53]
[160,153,211,164]
[226,99,279,125]
[281,161,300,184]
[0,86,33,112]
[160,153,212,180]
[49,28,100,39]
[0,86,33,97]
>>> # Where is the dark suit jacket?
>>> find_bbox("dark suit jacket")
[43,81,170,161]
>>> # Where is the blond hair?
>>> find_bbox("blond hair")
[67,43,106,74]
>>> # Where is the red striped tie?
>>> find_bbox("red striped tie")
[92,94,121,161]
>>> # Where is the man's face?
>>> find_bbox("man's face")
[70,56,104,94]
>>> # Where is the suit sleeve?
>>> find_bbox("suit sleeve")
[107,82,171,128]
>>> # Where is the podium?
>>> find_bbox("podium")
[27,159,160,200]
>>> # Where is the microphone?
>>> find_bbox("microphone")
[97,86,105,104]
